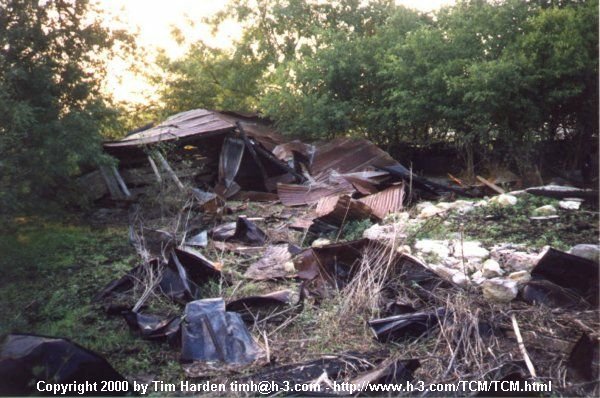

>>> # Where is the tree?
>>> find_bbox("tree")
[156,0,598,176]
[0,0,133,212]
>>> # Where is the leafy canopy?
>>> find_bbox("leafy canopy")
[0,0,133,212]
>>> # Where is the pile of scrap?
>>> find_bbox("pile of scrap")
[54,109,600,395]
[82,109,303,201]
[84,109,475,221]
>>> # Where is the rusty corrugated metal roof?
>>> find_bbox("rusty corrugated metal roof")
[311,138,399,179]
[358,184,404,219]
[104,109,283,150]
[277,181,355,206]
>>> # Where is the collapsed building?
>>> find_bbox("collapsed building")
[82,108,473,222]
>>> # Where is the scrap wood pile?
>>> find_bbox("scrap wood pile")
[3,109,598,396]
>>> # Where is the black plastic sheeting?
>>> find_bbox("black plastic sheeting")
[226,290,295,321]
[522,279,588,309]
[180,298,263,364]
[210,217,267,246]
[123,311,182,346]
[96,247,222,306]
[368,308,446,342]
[378,164,474,197]
[0,334,127,396]
[567,333,599,386]
[231,217,267,246]
[240,351,388,394]
[526,248,599,307]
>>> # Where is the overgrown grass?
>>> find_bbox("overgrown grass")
[0,220,184,384]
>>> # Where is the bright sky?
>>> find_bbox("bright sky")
[99,0,455,103]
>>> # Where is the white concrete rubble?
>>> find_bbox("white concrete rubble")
[569,244,600,263]
[558,200,581,210]
[453,241,490,260]
[415,239,450,259]
[482,278,518,302]
[489,194,518,207]
[508,270,531,284]
[482,259,504,278]
[533,205,557,216]
[311,238,331,248]
[362,223,406,242]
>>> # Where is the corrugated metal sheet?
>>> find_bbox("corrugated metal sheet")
[311,138,399,179]
[277,181,355,206]
[104,109,283,150]
[314,195,379,226]
[272,141,315,162]
[358,184,404,219]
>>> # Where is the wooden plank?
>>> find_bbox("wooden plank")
[476,175,505,194]
[99,165,123,199]
[147,155,162,183]
[152,151,185,190]
[112,166,131,197]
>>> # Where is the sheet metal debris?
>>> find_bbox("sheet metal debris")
[210,217,267,246]
[231,217,268,246]
[123,312,181,345]
[104,109,283,150]
[180,298,263,364]
[314,195,378,226]
[277,181,355,207]
[240,351,387,391]
[294,239,370,292]
[310,138,398,178]
[226,290,296,321]
[567,333,599,385]
[0,334,127,396]
[358,183,404,219]
[527,247,598,307]
[368,308,446,342]
[97,248,221,305]
[526,184,598,200]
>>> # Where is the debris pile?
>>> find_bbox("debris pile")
[6,108,598,396]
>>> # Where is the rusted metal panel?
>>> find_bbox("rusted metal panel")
[277,181,355,206]
[314,195,380,226]
[310,138,398,178]
[358,184,405,219]
[272,140,315,162]
[104,109,284,150]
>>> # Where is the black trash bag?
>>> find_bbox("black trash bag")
[0,334,128,396]
[180,298,263,365]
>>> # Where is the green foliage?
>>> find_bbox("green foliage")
[156,0,598,174]
[339,218,374,241]
[0,0,134,213]
[0,221,183,382]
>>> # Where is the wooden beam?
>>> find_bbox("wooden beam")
[112,166,131,197]
[99,165,123,199]
[152,151,185,190]
[147,155,162,183]
[476,175,505,194]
